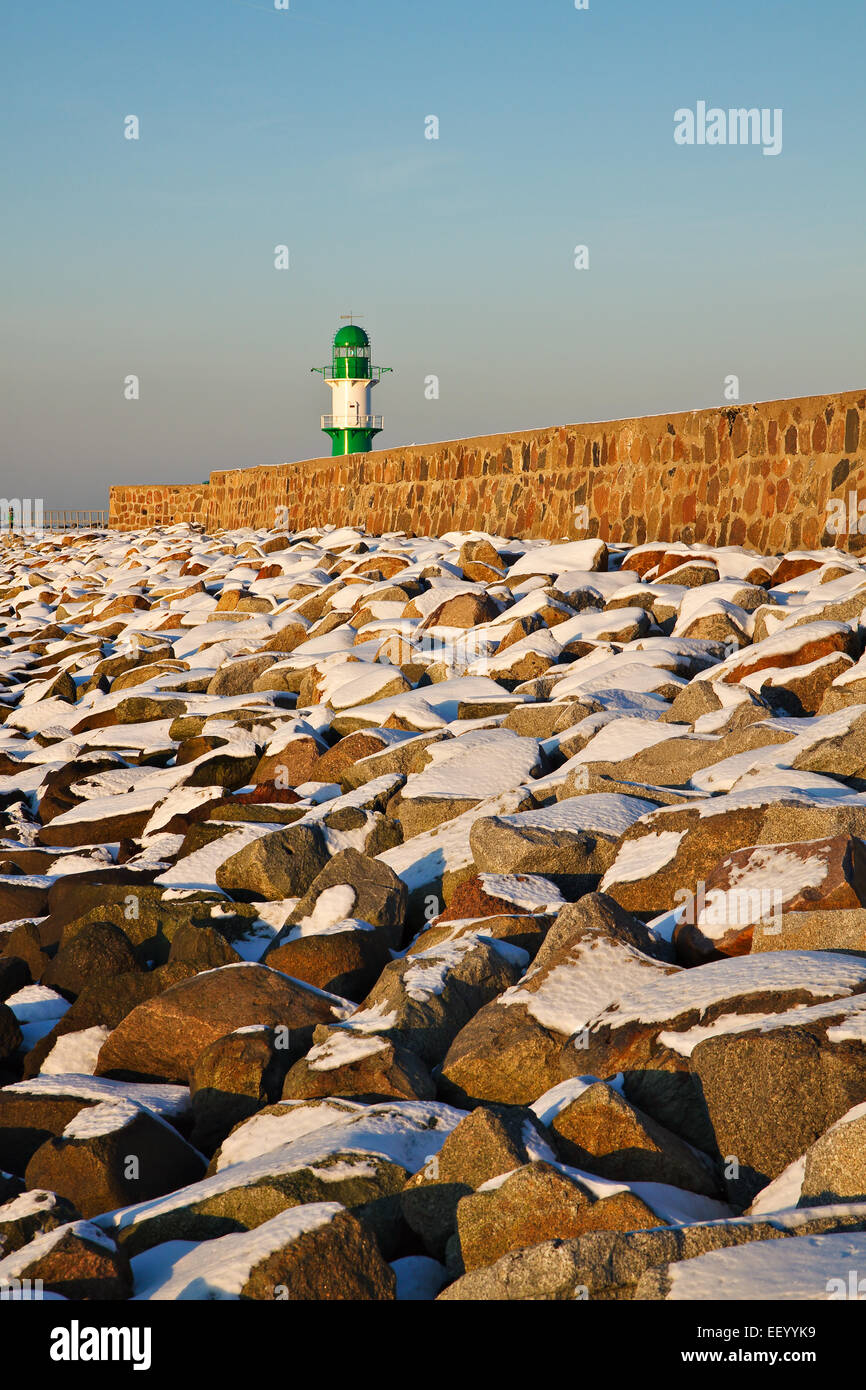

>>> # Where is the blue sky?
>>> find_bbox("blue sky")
[2,0,864,506]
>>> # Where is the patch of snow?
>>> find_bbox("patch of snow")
[391,1255,448,1301]
[134,1205,343,1300]
[41,1026,110,1076]
[748,1157,807,1215]
[662,1231,866,1300]
[599,830,685,886]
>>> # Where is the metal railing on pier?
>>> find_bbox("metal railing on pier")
[37,510,109,530]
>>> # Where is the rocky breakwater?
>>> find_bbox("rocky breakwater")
[2,523,866,1298]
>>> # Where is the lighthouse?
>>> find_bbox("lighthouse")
[311,318,392,456]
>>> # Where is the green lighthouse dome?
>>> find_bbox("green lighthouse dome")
[331,322,371,379]
[334,324,369,349]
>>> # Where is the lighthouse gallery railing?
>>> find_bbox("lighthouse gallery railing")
[321,414,383,430]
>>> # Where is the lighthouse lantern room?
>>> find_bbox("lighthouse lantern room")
[311,318,392,456]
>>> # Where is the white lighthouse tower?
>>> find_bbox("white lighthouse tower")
[311,316,392,456]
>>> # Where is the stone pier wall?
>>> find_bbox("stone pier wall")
[108,389,866,551]
[108,482,210,530]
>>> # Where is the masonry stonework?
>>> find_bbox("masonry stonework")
[108,390,866,551]
[108,482,209,530]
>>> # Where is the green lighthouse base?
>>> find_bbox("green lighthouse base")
[323,427,382,457]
